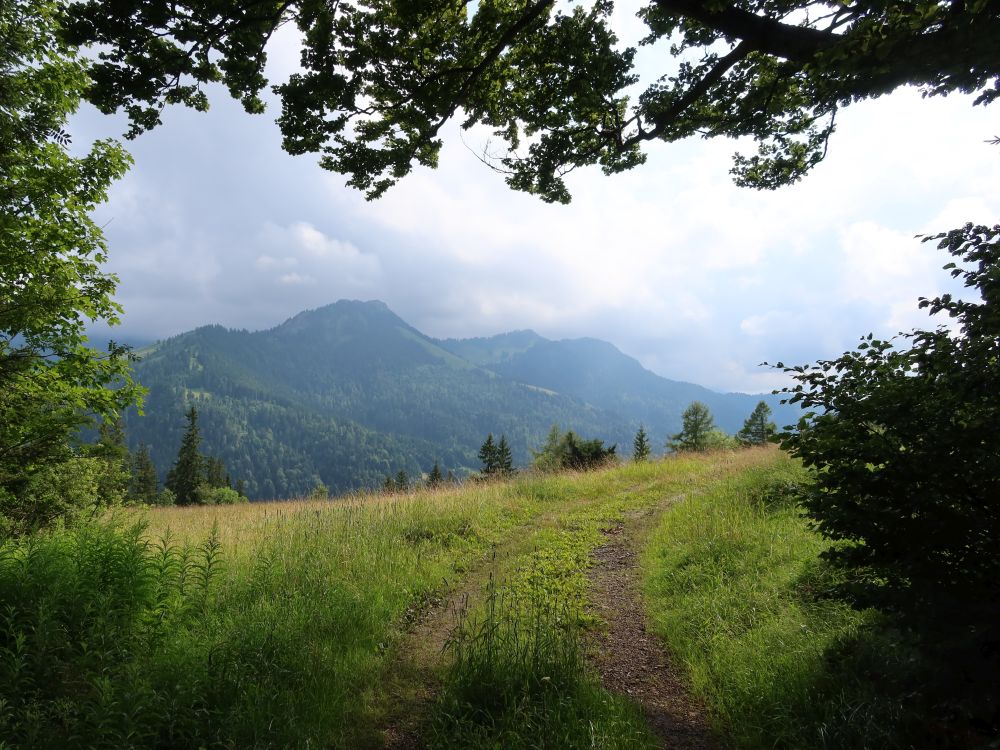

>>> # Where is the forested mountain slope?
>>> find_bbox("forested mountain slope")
[125,300,795,498]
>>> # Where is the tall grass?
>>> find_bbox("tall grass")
[642,457,921,749]
[0,448,788,748]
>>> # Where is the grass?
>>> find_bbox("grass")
[1,446,894,749]
[642,453,921,749]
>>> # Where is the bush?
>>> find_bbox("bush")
[194,484,246,505]
[532,427,616,472]
[777,224,1000,737]
[0,457,111,536]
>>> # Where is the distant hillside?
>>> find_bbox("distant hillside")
[124,300,798,499]
[440,334,798,437]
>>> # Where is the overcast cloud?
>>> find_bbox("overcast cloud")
[74,5,1000,394]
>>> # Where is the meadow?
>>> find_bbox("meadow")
[0,448,916,748]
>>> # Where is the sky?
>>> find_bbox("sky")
[73,3,1000,395]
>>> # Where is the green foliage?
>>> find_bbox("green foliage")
[309,482,329,500]
[0,457,106,536]
[632,424,651,462]
[775,224,1000,731]
[62,0,998,200]
[0,519,223,747]
[0,0,139,526]
[428,461,444,487]
[668,401,717,452]
[429,579,652,750]
[194,484,246,505]
[643,461,923,748]
[737,401,776,446]
[165,406,203,505]
[479,433,514,478]
[532,426,616,472]
[128,443,159,504]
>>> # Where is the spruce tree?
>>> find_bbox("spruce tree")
[496,435,514,476]
[129,443,159,504]
[205,456,227,488]
[738,401,776,446]
[478,433,498,476]
[166,406,204,505]
[395,470,409,491]
[632,425,651,462]
[428,461,443,487]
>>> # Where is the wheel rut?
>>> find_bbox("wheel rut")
[587,508,719,750]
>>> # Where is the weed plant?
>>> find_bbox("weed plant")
[643,458,923,748]
[429,574,653,749]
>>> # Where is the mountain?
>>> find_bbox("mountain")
[439,334,795,437]
[123,300,798,499]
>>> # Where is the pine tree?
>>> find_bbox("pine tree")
[478,433,499,476]
[496,435,514,476]
[205,456,227,488]
[737,401,776,445]
[88,417,131,504]
[395,470,409,491]
[235,478,247,498]
[129,443,159,504]
[632,425,651,462]
[166,406,204,505]
[428,461,443,486]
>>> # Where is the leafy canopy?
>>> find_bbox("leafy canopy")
[776,224,999,631]
[0,0,139,524]
[60,0,1000,203]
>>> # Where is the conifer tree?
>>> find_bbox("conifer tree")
[165,406,204,505]
[496,435,514,476]
[632,425,651,462]
[478,433,499,476]
[428,461,443,487]
[395,470,409,492]
[737,401,777,446]
[446,470,456,484]
[88,416,131,503]
[205,456,228,488]
[129,443,159,504]
[668,402,716,452]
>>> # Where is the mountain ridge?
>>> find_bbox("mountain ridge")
[123,300,797,499]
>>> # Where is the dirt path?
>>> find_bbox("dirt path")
[587,508,719,750]
[379,502,588,749]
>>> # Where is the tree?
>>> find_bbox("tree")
[165,407,204,505]
[533,427,615,471]
[204,456,228,489]
[61,0,998,202]
[478,433,499,476]
[632,425,651,462]
[85,416,131,504]
[394,469,409,492]
[129,443,159,504]
[496,436,514,476]
[532,424,566,472]
[775,224,999,723]
[668,402,716,452]
[428,461,444,487]
[779,224,1000,600]
[737,401,776,446]
[0,0,138,523]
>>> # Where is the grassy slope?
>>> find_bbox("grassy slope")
[1,448,914,749]
[642,454,913,749]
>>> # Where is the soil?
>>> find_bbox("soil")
[587,511,719,750]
